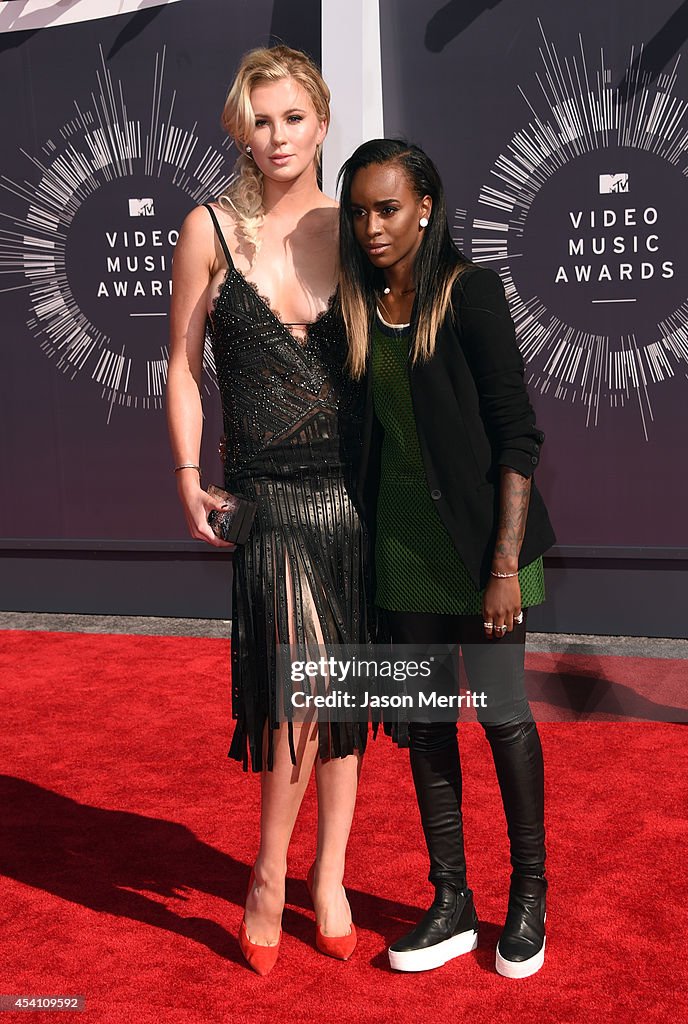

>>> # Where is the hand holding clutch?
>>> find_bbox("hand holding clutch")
[206,484,257,545]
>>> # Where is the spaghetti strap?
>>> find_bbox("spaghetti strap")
[204,202,235,270]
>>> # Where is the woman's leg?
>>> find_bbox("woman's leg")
[247,551,363,944]
[244,719,320,944]
[484,717,547,979]
[311,752,361,936]
[386,610,478,972]
[460,614,547,978]
[408,720,466,888]
[459,614,545,872]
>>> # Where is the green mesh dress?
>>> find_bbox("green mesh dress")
[371,315,545,614]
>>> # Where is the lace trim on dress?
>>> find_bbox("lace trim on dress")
[244,275,337,339]
[209,265,336,346]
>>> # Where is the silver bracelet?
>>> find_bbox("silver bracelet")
[174,463,201,478]
[491,569,519,578]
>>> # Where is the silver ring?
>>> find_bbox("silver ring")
[515,611,524,624]
[483,621,494,629]
[496,624,507,633]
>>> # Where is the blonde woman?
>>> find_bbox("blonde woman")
[167,47,364,974]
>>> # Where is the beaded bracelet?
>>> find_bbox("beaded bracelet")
[491,569,519,578]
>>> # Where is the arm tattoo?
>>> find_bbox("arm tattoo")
[493,468,531,567]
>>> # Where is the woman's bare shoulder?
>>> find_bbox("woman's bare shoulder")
[177,200,245,270]
[173,205,217,274]
[203,200,244,245]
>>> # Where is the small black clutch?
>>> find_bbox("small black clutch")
[206,484,257,544]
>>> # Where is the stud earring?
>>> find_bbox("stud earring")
[245,145,253,156]
[419,216,429,228]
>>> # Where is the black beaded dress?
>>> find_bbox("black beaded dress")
[204,204,368,772]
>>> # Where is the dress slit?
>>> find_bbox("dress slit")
[208,251,369,770]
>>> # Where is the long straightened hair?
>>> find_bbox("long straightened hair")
[338,139,469,378]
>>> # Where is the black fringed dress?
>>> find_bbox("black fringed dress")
[204,204,368,772]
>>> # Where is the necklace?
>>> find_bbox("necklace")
[376,305,409,329]
[378,283,414,327]
[376,306,410,330]
[382,285,415,296]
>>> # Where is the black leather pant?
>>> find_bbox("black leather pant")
[388,611,546,885]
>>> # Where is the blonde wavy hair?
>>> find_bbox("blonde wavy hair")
[218,45,330,251]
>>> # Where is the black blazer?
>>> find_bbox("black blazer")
[358,265,556,591]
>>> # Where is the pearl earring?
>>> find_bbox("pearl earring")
[383,286,391,294]
[419,216,429,228]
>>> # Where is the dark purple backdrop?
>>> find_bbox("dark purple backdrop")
[0,0,320,544]
[3,1,686,555]
[380,0,688,549]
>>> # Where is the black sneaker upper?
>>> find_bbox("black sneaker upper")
[389,884,478,953]
[498,873,547,963]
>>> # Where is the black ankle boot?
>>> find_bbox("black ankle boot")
[495,873,547,978]
[389,882,478,972]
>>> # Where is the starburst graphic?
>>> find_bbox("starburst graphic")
[0,47,234,419]
[471,21,688,436]
[452,207,468,253]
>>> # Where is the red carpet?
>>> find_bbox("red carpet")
[1,630,687,1024]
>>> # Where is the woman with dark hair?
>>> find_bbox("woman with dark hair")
[167,46,364,975]
[338,139,556,978]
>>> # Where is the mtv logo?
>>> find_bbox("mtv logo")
[128,198,155,216]
[599,174,629,195]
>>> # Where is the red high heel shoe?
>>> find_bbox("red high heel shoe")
[306,863,357,960]
[238,869,282,976]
